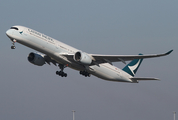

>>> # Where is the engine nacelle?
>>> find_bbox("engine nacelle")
[74,51,92,65]
[28,52,45,66]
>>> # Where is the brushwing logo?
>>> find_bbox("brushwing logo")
[128,59,141,76]
[19,31,23,34]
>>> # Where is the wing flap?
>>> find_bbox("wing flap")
[44,55,58,66]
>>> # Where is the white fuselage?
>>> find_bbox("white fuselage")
[6,26,133,82]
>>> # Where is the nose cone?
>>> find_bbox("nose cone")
[6,29,13,38]
[6,30,11,37]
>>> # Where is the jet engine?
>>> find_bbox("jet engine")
[74,51,92,65]
[28,52,45,66]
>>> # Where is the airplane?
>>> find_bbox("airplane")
[6,25,173,83]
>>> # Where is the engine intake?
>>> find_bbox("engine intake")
[28,52,45,66]
[74,51,92,65]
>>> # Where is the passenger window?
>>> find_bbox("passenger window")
[10,27,19,30]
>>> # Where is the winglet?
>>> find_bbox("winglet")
[165,50,173,55]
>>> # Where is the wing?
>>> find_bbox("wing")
[49,50,173,65]
[90,50,173,64]
[44,53,75,65]
[44,55,58,66]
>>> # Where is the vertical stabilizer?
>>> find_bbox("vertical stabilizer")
[122,54,143,77]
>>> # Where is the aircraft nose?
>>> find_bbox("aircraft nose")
[6,29,12,38]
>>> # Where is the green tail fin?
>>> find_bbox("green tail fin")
[122,54,143,77]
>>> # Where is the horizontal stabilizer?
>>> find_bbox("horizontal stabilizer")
[130,77,160,83]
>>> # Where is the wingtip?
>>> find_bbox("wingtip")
[166,49,173,55]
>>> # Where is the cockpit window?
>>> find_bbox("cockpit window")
[10,27,18,30]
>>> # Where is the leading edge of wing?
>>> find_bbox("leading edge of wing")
[90,50,173,63]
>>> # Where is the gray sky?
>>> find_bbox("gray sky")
[0,0,177,120]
